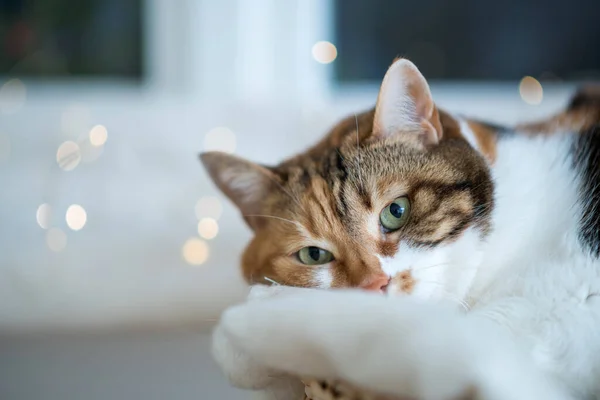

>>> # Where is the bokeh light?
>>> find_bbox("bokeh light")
[198,218,219,240]
[0,133,10,163]
[311,41,337,64]
[182,238,209,265]
[79,135,104,163]
[46,228,67,252]
[36,203,52,229]
[0,78,27,114]
[89,124,108,146]
[66,204,87,231]
[519,76,543,105]
[56,141,81,171]
[204,127,236,154]
[195,196,223,220]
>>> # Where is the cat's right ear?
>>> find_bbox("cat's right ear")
[200,152,276,230]
[372,58,443,146]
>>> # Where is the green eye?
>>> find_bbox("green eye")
[380,197,411,232]
[297,246,334,265]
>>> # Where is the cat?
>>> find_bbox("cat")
[202,58,600,399]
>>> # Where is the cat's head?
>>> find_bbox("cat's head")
[201,59,494,302]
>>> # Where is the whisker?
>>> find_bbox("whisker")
[416,279,446,287]
[415,279,471,312]
[264,173,308,214]
[263,276,281,286]
[412,263,480,273]
[244,214,301,227]
[412,262,451,272]
[437,293,470,312]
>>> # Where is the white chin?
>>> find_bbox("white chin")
[377,228,484,303]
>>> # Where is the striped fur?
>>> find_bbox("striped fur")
[201,59,600,298]
[208,60,600,400]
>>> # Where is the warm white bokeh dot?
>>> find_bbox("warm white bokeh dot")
[519,76,543,105]
[198,218,219,240]
[46,228,67,252]
[36,203,52,229]
[204,127,236,154]
[56,141,81,171]
[89,124,108,146]
[195,196,223,220]
[0,78,26,114]
[311,41,337,64]
[66,204,87,231]
[182,238,209,265]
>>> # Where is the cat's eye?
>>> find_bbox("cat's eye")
[297,246,334,265]
[380,197,411,232]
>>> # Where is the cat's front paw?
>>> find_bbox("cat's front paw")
[218,289,472,399]
[211,284,315,397]
[218,289,567,400]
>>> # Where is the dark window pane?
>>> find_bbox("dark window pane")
[334,0,600,82]
[0,0,144,80]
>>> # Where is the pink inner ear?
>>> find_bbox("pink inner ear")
[408,76,434,119]
[372,58,443,145]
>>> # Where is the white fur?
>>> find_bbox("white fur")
[314,267,333,289]
[215,288,570,400]
[458,117,480,150]
[377,227,483,304]
[211,285,312,399]
[213,131,600,399]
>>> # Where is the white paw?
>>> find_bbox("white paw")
[218,289,568,400]
[211,284,314,395]
[211,322,276,389]
[246,283,311,301]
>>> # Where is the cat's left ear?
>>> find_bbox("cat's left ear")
[372,58,443,146]
[200,151,278,230]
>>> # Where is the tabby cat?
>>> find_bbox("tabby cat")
[203,59,600,399]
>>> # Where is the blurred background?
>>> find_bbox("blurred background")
[0,0,598,399]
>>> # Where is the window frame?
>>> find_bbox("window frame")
[0,0,580,115]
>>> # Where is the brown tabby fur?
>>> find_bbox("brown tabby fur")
[201,59,600,291]
[202,116,493,288]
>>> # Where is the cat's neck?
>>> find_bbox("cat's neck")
[441,108,578,302]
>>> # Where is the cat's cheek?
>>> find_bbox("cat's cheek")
[378,246,447,298]
[377,247,426,276]
[312,266,334,289]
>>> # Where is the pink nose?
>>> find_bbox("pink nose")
[360,275,391,292]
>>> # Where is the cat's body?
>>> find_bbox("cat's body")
[465,129,600,397]
[203,60,600,399]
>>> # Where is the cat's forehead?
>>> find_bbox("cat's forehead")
[274,142,408,208]
[271,139,484,233]
[269,110,482,226]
